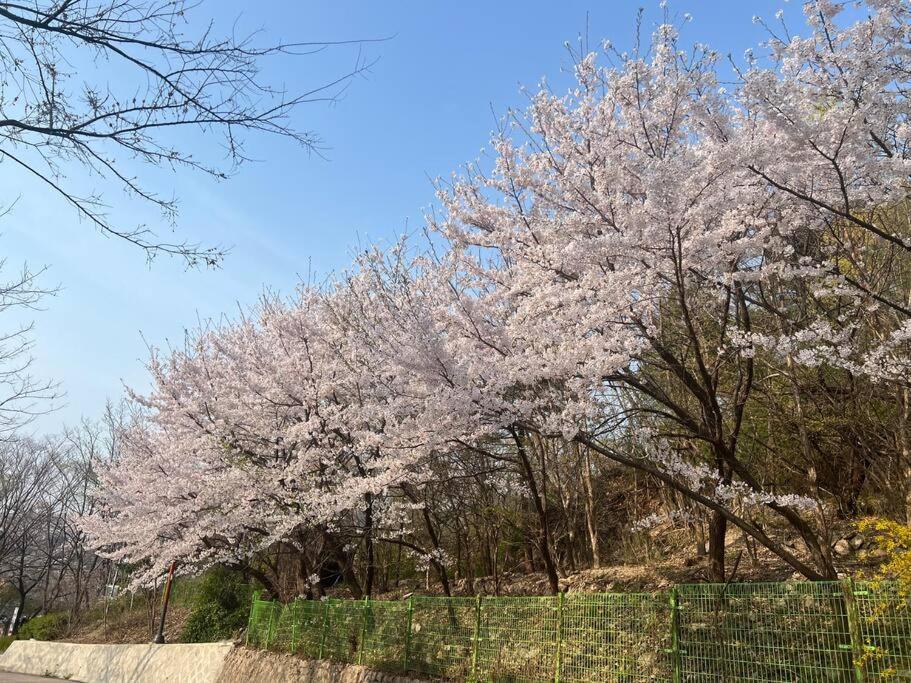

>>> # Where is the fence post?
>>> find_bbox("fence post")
[245,591,261,647]
[841,578,866,683]
[470,594,483,680]
[264,601,277,650]
[358,595,370,666]
[403,595,414,673]
[554,591,565,683]
[318,598,330,660]
[289,602,297,654]
[669,587,682,683]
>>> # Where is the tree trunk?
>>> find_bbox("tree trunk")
[364,493,375,598]
[576,432,830,580]
[708,510,727,581]
[512,428,560,594]
[900,387,911,524]
[326,535,363,599]
[402,483,453,596]
[580,444,601,568]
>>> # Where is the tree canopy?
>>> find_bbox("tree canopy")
[83,0,911,596]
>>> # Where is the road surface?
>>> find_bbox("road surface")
[0,673,75,682]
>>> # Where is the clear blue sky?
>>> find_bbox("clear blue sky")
[0,0,810,433]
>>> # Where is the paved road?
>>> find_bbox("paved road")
[0,672,75,682]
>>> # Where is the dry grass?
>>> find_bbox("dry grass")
[63,601,191,645]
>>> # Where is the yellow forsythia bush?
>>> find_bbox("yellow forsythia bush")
[857,517,911,588]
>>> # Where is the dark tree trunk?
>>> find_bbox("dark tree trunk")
[364,493,375,597]
[511,427,560,594]
[402,483,453,597]
[708,510,727,581]
[236,563,280,598]
[325,535,363,599]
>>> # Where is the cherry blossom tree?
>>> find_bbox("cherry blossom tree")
[85,0,911,590]
[82,283,435,595]
[429,0,911,580]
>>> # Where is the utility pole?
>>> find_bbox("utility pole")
[153,562,177,644]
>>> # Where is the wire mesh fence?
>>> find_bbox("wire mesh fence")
[245,580,911,681]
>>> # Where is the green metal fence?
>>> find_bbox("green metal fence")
[246,580,911,681]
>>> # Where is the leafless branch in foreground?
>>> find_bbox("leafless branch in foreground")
[0,0,379,267]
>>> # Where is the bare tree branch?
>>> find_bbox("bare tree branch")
[0,0,380,266]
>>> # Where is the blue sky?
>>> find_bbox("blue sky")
[0,0,811,433]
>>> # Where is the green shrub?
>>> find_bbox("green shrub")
[0,635,14,653]
[16,612,66,641]
[180,567,254,643]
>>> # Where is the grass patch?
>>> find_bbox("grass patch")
[179,567,254,643]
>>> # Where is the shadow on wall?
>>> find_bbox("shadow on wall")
[0,640,235,682]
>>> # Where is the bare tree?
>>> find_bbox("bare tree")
[53,417,111,619]
[0,438,66,629]
[0,426,117,631]
[0,0,375,266]
[0,256,58,437]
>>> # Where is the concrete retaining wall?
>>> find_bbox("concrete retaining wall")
[0,641,424,682]
[215,647,425,683]
[0,640,235,682]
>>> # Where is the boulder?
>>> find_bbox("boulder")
[833,539,852,556]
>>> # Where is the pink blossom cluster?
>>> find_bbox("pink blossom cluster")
[83,1,911,584]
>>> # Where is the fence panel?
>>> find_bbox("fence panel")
[561,592,673,682]
[286,599,325,658]
[676,581,854,682]
[854,580,911,679]
[244,581,911,682]
[320,598,365,664]
[407,596,475,680]
[269,600,296,651]
[473,595,560,682]
[245,595,279,648]
[360,599,410,673]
